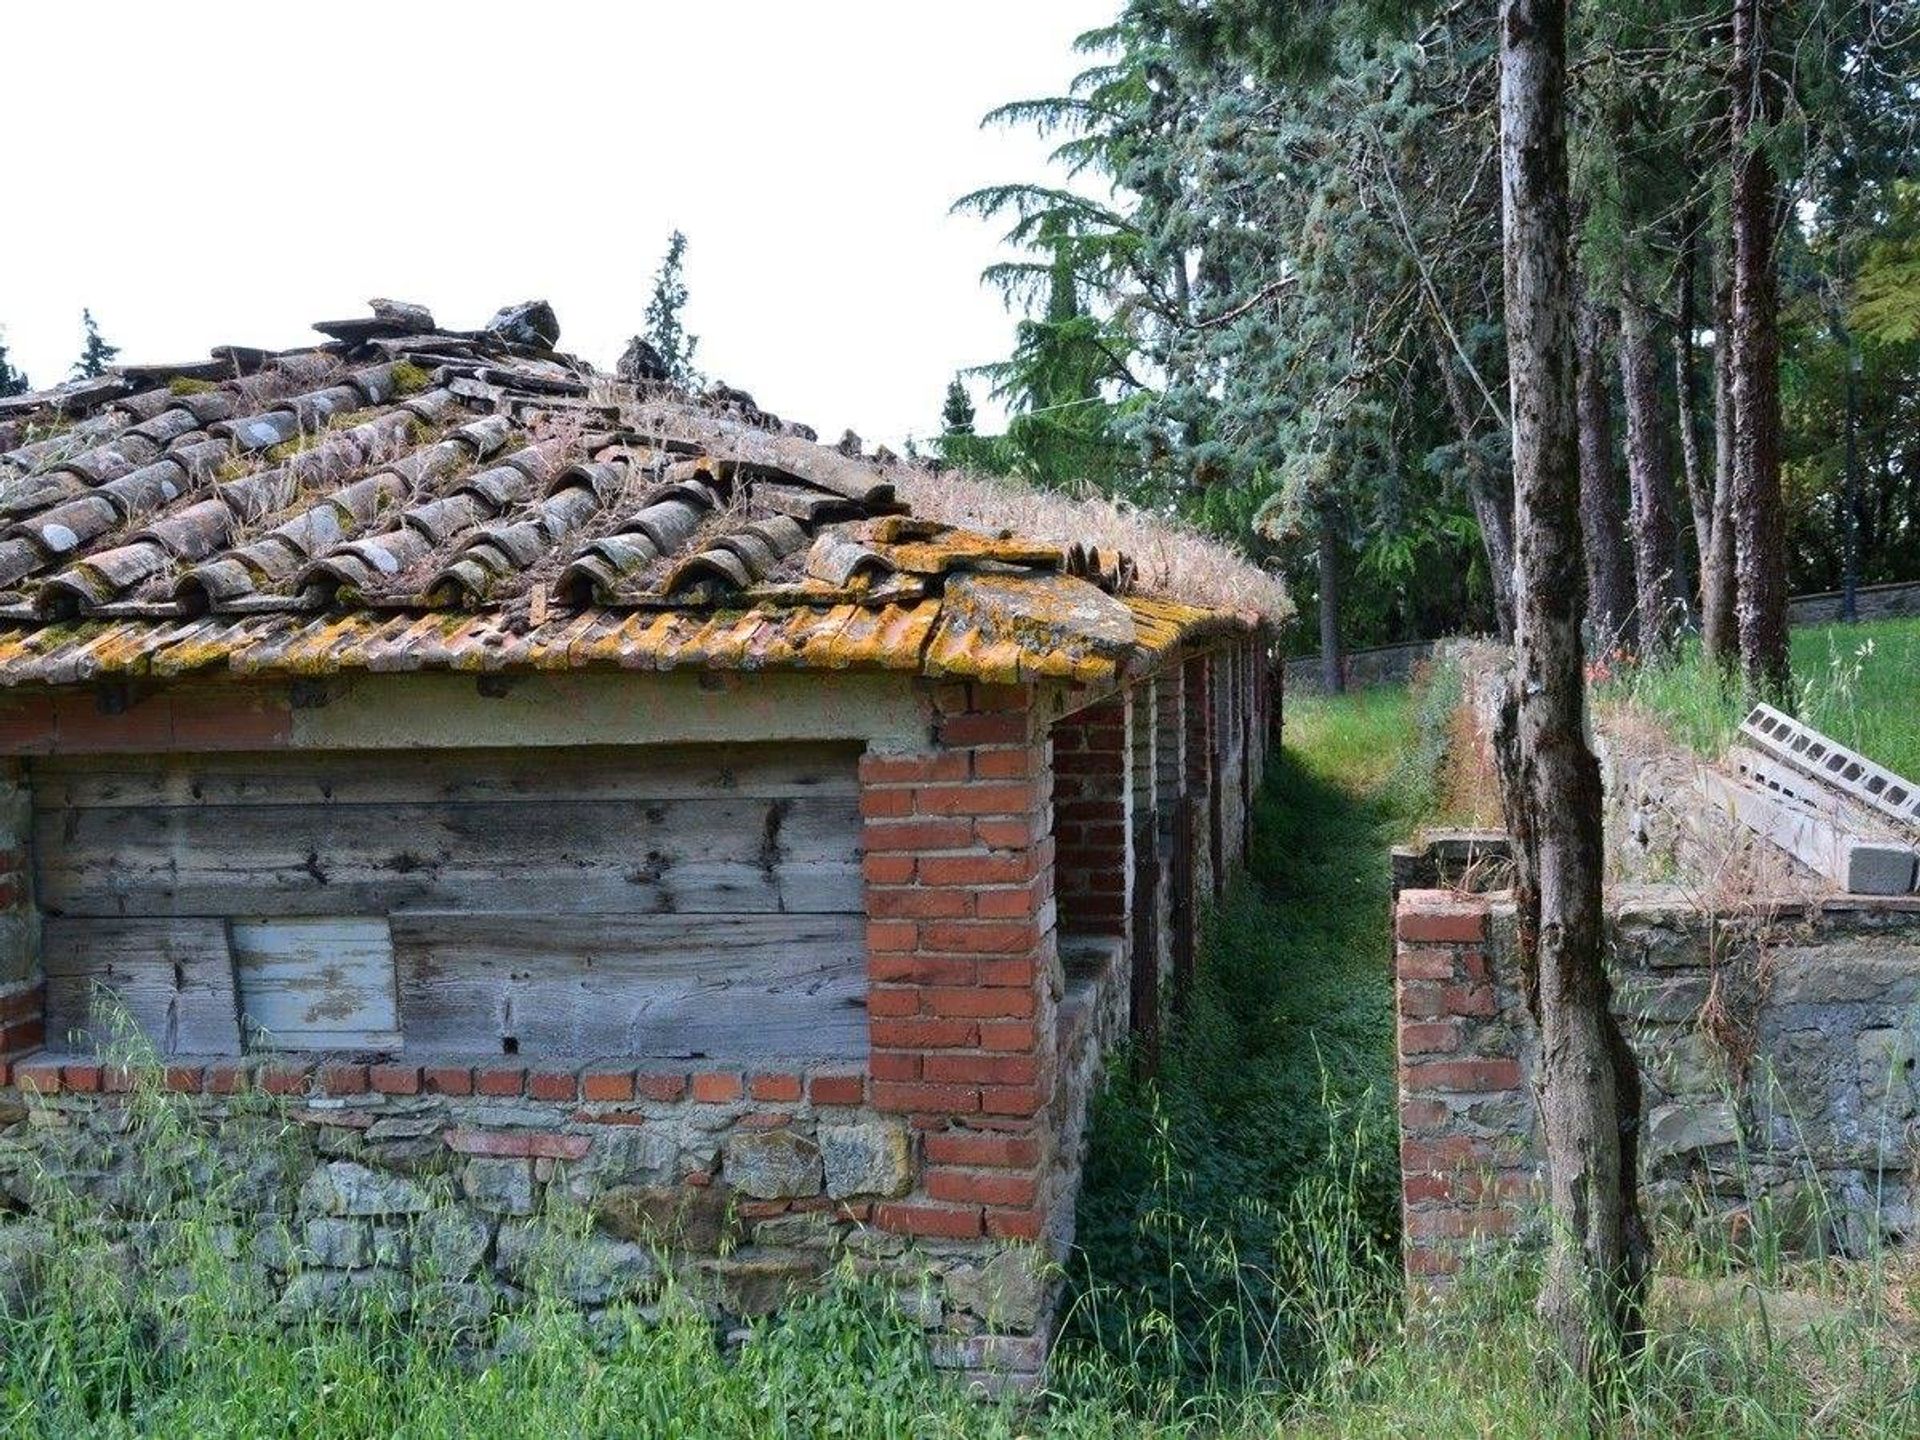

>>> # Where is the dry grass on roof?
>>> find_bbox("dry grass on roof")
[892,465,1293,625]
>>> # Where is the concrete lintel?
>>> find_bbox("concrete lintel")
[290,670,931,751]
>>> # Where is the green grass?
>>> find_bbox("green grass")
[1618,617,1920,779]
[1059,683,1424,1408]
[3,676,1916,1436]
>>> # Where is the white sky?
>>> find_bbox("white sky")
[1,1,1117,449]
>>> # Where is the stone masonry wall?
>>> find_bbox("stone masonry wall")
[1396,886,1920,1279]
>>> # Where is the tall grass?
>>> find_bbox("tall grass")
[1613,617,1920,778]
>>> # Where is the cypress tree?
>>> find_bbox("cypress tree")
[71,309,120,380]
[940,376,976,435]
[643,232,701,389]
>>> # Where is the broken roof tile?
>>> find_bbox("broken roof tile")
[0,300,1257,687]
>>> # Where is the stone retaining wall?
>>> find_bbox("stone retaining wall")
[1396,886,1920,1279]
[1788,579,1920,627]
[0,1051,1065,1342]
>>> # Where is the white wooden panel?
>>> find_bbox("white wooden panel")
[231,917,401,1050]
[42,918,243,1055]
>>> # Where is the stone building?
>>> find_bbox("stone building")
[0,301,1274,1386]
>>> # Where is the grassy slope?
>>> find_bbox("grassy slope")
[1623,616,1920,778]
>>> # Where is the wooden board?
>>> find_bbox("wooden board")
[30,742,862,809]
[231,917,402,1049]
[34,794,862,918]
[392,913,867,1059]
[41,917,243,1055]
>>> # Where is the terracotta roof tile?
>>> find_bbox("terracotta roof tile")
[0,302,1254,687]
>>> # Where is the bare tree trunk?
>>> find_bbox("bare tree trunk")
[1574,303,1633,654]
[1730,0,1791,699]
[1433,330,1518,641]
[1317,499,1345,694]
[1703,256,1739,665]
[1617,289,1682,652]
[1673,214,1713,591]
[1497,0,1647,1391]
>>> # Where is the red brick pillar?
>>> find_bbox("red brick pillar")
[1183,655,1222,895]
[860,682,1057,1244]
[1395,889,1534,1281]
[1048,695,1130,940]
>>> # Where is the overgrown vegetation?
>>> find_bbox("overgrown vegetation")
[1060,685,1423,1404]
[4,683,1918,1435]
[1609,616,1920,779]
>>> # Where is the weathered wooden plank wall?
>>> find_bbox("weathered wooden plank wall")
[30,743,867,1059]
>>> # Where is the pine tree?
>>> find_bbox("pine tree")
[642,232,701,389]
[0,330,28,398]
[71,309,120,380]
[940,376,976,436]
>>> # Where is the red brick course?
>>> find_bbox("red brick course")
[1395,890,1533,1283]
[860,681,1055,1247]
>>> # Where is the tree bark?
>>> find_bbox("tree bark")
[1497,0,1647,1391]
[1673,214,1714,590]
[1703,255,1739,665]
[1617,287,1682,652]
[1729,0,1792,699]
[1433,330,1518,641]
[1317,498,1345,693]
[1574,303,1634,654]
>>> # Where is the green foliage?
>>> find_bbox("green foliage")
[70,307,118,380]
[643,230,701,390]
[1852,183,1920,343]
[0,329,27,397]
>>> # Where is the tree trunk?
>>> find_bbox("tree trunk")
[1574,303,1634,654]
[1617,288,1682,652]
[1317,499,1345,693]
[1433,330,1518,641]
[1703,256,1739,665]
[1729,0,1791,699]
[1497,0,1647,1391]
[1673,215,1714,589]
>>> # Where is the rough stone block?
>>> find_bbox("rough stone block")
[725,1130,824,1200]
[495,1221,657,1305]
[1646,1101,1739,1158]
[300,1162,433,1218]
[302,1217,372,1269]
[594,1183,737,1254]
[819,1121,911,1200]
[461,1158,536,1216]
[696,1252,825,1317]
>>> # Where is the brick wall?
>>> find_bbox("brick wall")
[859,679,1058,1256]
[0,639,1276,1391]
[1395,883,1920,1285]
[1050,693,1130,939]
[1394,889,1534,1280]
